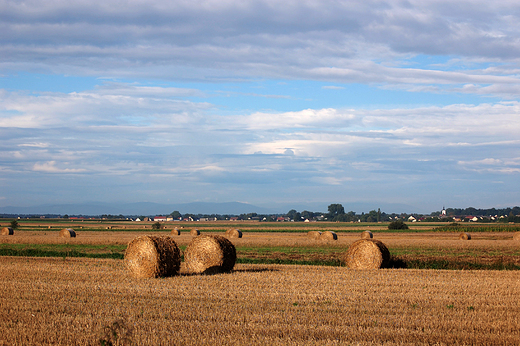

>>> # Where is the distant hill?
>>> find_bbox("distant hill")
[0,201,278,216]
[0,200,428,217]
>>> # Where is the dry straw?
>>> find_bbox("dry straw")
[513,232,520,240]
[361,230,373,239]
[321,230,338,240]
[1,227,14,235]
[344,239,390,269]
[459,232,471,240]
[225,228,243,238]
[184,235,236,275]
[171,228,181,236]
[190,229,200,236]
[124,235,181,278]
[307,231,322,240]
[59,228,76,238]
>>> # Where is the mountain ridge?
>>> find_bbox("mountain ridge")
[0,201,279,216]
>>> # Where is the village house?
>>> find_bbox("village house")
[154,216,167,222]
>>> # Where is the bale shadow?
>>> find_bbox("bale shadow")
[179,267,278,276]
[233,267,279,273]
[387,256,407,269]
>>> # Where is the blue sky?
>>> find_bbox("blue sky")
[1,0,519,214]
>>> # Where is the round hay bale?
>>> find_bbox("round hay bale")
[321,230,338,240]
[124,236,181,278]
[513,232,520,240]
[184,235,236,274]
[105,226,112,230]
[459,232,471,240]
[171,228,181,236]
[1,227,14,235]
[344,239,390,269]
[307,231,322,240]
[225,228,242,238]
[190,229,200,236]
[361,230,373,239]
[59,228,76,238]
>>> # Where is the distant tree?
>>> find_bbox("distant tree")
[327,204,345,219]
[365,210,379,223]
[170,211,182,219]
[63,214,69,219]
[152,222,161,230]
[301,210,314,220]
[286,209,297,219]
[388,219,409,230]
[10,220,19,229]
[286,209,301,221]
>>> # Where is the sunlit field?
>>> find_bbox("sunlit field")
[1,221,519,344]
[1,257,519,345]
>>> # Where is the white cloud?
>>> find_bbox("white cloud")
[32,161,86,173]
[322,86,345,90]
[2,85,519,172]
[2,1,520,97]
[18,142,50,148]
[2,1,520,209]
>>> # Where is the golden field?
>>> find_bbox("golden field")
[0,256,519,345]
[1,228,519,268]
[1,224,519,345]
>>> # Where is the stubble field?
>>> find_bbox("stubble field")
[1,222,519,345]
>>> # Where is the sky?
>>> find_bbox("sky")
[1,0,520,214]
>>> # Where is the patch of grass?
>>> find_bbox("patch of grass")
[434,223,520,233]
[1,242,519,271]
[403,259,520,270]
[0,248,124,259]
[0,243,125,259]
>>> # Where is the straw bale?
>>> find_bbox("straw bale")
[459,232,471,240]
[513,232,520,240]
[184,235,236,274]
[344,239,390,269]
[225,228,242,238]
[59,228,76,238]
[171,228,181,236]
[307,231,322,240]
[124,235,181,278]
[321,230,338,240]
[361,230,373,239]
[1,227,14,235]
[190,229,200,236]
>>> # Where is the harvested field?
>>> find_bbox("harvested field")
[0,256,518,345]
[1,230,520,269]
[11,220,520,233]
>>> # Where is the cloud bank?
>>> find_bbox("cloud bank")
[1,0,519,212]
